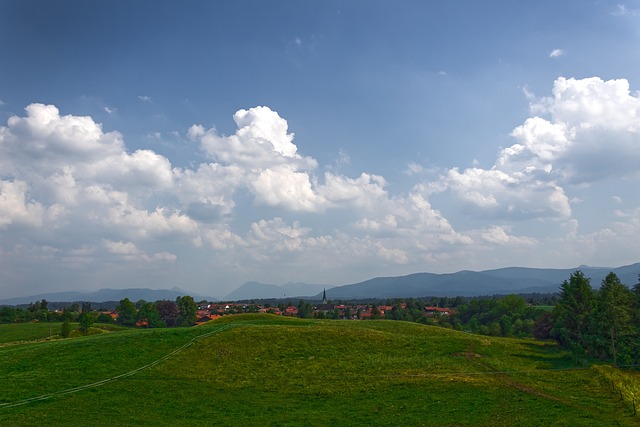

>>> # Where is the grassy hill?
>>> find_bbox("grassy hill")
[1,315,638,426]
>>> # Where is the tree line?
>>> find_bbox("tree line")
[545,271,640,366]
[112,296,198,328]
[0,295,200,338]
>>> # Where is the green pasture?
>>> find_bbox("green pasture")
[0,314,637,426]
[0,322,126,344]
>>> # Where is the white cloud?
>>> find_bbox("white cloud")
[198,106,303,163]
[251,166,322,211]
[336,148,351,167]
[441,166,571,220]
[104,240,177,262]
[435,76,640,222]
[611,4,640,16]
[137,95,151,102]
[549,49,564,58]
[478,225,537,246]
[0,180,44,229]
[1,87,639,297]
[404,162,425,175]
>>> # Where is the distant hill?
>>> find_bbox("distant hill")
[319,263,640,300]
[0,287,216,306]
[224,282,332,301]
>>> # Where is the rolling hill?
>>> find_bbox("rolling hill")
[1,315,637,426]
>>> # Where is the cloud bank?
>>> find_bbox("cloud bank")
[1,76,639,297]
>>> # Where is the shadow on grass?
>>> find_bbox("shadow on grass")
[510,341,579,369]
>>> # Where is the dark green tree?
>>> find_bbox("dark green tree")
[78,312,93,333]
[370,305,381,319]
[176,296,197,327]
[116,298,137,326]
[136,302,164,328]
[0,306,17,323]
[297,300,312,319]
[61,318,72,338]
[594,272,634,366]
[550,271,595,354]
[96,312,114,323]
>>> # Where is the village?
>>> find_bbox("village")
[192,299,454,324]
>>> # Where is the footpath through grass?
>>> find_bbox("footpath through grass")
[0,314,638,426]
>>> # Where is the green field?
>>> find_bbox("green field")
[1,314,638,426]
[0,322,126,344]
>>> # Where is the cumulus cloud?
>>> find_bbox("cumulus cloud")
[435,76,640,221]
[0,180,44,229]
[197,106,313,167]
[1,102,472,292]
[2,82,639,297]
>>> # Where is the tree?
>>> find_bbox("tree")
[78,312,93,333]
[96,312,114,323]
[533,311,553,340]
[594,272,634,366]
[0,306,17,323]
[550,271,595,354]
[116,298,137,326]
[136,302,164,328]
[157,300,179,327]
[81,301,92,313]
[176,296,197,327]
[61,318,71,338]
[297,300,312,319]
[370,305,381,319]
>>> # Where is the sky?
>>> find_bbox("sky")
[1,1,640,299]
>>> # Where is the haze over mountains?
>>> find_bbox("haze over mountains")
[223,282,332,301]
[0,287,215,306]
[226,263,640,301]
[2,264,638,305]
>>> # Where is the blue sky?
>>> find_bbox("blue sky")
[1,1,639,299]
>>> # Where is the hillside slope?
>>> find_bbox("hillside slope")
[1,315,637,426]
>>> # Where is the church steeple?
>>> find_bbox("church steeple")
[322,288,327,304]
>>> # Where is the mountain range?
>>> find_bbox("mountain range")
[0,287,216,306]
[227,263,640,301]
[223,282,332,301]
[2,263,638,305]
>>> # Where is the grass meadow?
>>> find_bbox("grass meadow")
[1,314,638,426]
